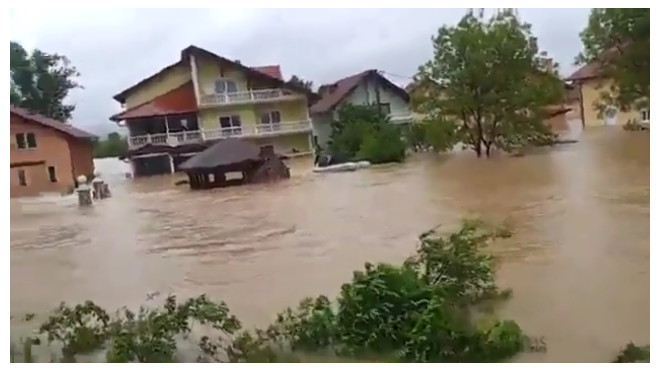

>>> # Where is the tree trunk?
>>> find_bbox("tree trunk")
[484,142,492,158]
[473,141,482,157]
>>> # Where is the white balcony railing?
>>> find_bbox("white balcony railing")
[127,121,312,149]
[128,131,203,149]
[198,89,296,106]
[389,113,415,124]
[203,121,312,140]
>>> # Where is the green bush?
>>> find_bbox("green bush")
[328,104,407,164]
[10,219,645,363]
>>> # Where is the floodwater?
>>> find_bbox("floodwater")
[10,127,649,362]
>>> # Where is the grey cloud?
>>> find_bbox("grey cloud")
[9,8,590,134]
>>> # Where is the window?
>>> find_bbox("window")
[259,111,282,124]
[641,109,650,123]
[15,133,37,149]
[17,169,27,186]
[378,103,392,115]
[219,115,242,136]
[214,79,238,94]
[47,166,57,183]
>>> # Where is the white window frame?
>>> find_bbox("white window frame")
[218,115,242,128]
[15,132,37,150]
[640,109,650,123]
[214,79,238,94]
[259,110,282,124]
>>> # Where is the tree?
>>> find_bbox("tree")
[414,9,564,158]
[10,41,82,122]
[577,8,650,111]
[93,132,128,158]
[287,75,314,91]
[328,104,406,164]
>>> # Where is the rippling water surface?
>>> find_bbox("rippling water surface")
[11,128,649,362]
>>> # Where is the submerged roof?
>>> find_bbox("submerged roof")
[179,138,262,171]
[10,106,97,140]
[310,69,409,114]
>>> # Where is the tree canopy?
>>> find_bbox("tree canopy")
[93,132,128,159]
[10,41,82,122]
[327,104,406,165]
[577,8,650,111]
[413,9,564,158]
[287,75,314,91]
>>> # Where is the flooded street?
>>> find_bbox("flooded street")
[10,127,649,362]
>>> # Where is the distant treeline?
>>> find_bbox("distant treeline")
[93,132,128,159]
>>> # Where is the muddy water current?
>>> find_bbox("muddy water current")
[10,128,649,362]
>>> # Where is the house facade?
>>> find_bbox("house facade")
[565,57,649,128]
[10,106,96,198]
[111,45,317,177]
[309,70,412,148]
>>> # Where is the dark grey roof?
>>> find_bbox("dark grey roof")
[179,138,261,171]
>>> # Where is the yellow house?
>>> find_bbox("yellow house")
[565,58,649,128]
[110,45,316,177]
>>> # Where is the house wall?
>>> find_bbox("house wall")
[195,55,309,132]
[311,77,412,148]
[123,64,192,109]
[10,115,92,197]
[198,101,308,131]
[252,134,311,155]
[342,78,411,119]
[580,78,643,127]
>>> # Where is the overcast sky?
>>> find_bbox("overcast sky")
[9,8,590,134]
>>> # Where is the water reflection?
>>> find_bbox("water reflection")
[10,128,649,362]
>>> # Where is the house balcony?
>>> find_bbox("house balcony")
[203,120,312,140]
[198,89,301,107]
[127,121,312,149]
[128,131,203,149]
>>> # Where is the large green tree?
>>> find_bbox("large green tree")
[577,8,650,111]
[10,41,82,122]
[414,9,564,157]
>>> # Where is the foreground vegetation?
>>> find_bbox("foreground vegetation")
[11,220,648,363]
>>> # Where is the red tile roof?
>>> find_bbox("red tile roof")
[110,82,198,121]
[310,70,409,114]
[10,106,96,139]
[565,45,627,81]
[252,65,283,80]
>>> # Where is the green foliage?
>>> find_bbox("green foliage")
[328,104,406,164]
[274,220,535,362]
[287,75,314,91]
[577,8,650,111]
[612,342,650,363]
[93,132,129,159]
[12,220,643,363]
[10,41,82,122]
[414,9,564,158]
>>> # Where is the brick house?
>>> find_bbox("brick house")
[10,106,97,198]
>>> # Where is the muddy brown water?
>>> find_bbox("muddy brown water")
[11,128,649,362]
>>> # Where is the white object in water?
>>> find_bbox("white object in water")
[313,161,371,173]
